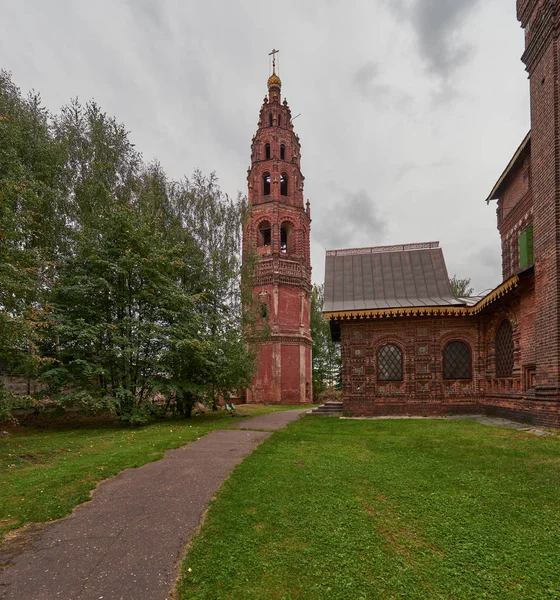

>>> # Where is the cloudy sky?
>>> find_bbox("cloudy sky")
[1,0,529,294]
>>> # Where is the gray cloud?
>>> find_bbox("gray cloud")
[471,243,502,272]
[384,0,482,79]
[395,158,452,181]
[353,61,414,110]
[0,0,525,292]
[316,189,388,250]
[124,0,169,33]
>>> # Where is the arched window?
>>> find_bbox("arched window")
[443,341,472,380]
[377,344,403,381]
[280,144,285,160]
[260,302,268,319]
[278,115,281,126]
[263,172,271,196]
[496,319,514,377]
[258,221,271,247]
[269,113,273,127]
[280,221,292,253]
[280,172,288,196]
[265,143,271,160]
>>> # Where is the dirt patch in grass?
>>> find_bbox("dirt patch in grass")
[5,412,120,431]
[0,522,49,570]
[17,454,42,464]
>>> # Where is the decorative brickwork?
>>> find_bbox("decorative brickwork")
[243,64,312,404]
[339,316,484,416]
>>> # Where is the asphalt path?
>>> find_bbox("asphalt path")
[0,408,309,600]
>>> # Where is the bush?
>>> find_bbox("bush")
[0,382,35,423]
[316,389,342,404]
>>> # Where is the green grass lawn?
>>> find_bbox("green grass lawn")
[0,404,305,540]
[177,417,560,600]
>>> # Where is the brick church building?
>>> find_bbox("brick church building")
[323,0,560,428]
[243,56,312,405]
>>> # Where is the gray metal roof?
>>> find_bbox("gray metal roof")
[323,242,464,313]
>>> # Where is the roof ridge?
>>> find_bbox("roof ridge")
[326,241,439,257]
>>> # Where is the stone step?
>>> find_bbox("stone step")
[311,402,343,416]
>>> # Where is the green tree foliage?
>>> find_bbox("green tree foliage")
[310,284,341,398]
[0,71,65,380]
[171,172,256,409]
[0,73,257,422]
[450,275,474,297]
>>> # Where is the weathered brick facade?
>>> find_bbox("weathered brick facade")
[518,0,560,402]
[341,316,483,417]
[243,66,312,404]
[325,2,560,427]
[335,267,560,426]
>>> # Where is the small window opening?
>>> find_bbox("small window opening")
[260,303,268,319]
[258,221,271,247]
[269,113,273,127]
[280,144,285,160]
[280,172,288,196]
[263,172,271,196]
[280,221,292,253]
[278,115,281,126]
[265,143,271,160]
[280,227,288,253]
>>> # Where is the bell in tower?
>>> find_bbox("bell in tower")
[243,50,312,405]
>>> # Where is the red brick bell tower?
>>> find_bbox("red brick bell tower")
[244,52,312,404]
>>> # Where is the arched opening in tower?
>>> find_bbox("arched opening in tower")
[263,172,271,196]
[269,113,273,127]
[280,173,288,196]
[265,143,271,160]
[258,221,271,247]
[280,221,292,253]
[280,144,285,160]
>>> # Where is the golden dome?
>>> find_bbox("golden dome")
[267,72,282,89]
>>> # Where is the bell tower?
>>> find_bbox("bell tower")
[244,52,312,404]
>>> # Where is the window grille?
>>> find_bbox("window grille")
[377,344,402,381]
[496,319,514,377]
[443,341,472,380]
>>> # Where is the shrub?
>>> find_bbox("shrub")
[316,389,342,404]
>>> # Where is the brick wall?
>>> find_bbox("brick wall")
[338,276,559,426]
[518,0,560,399]
[339,316,484,416]
[497,153,533,280]
[1,375,44,396]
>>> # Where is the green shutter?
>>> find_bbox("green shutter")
[519,226,534,268]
